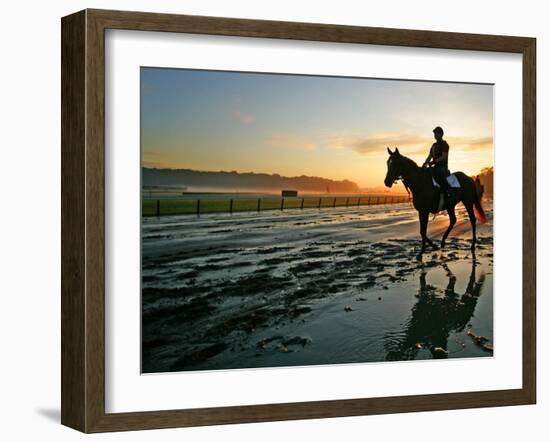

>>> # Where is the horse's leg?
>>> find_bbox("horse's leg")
[441,205,457,249]
[426,236,437,250]
[421,210,437,250]
[465,203,477,252]
[418,210,429,255]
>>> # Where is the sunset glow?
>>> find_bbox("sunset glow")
[141,68,493,189]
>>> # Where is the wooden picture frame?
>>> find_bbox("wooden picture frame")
[61,8,536,433]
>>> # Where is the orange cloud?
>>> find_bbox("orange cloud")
[325,132,493,157]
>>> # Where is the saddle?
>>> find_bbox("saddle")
[431,174,461,189]
[430,172,461,212]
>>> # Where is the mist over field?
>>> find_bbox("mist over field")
[142,167,361,194]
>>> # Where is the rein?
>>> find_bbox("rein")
[390,175,412,201]
[390,160,413,202]
[402,179,412,201]
[393,157,424,201]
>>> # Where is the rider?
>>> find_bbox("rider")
[423,126,451,203]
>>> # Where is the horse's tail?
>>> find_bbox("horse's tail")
[473,193,487,224]
[455,172,488,224]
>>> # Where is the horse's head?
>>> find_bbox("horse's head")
[384,147,403,188]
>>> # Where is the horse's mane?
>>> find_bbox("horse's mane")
[397,153,420,171]
[396,153,432,185]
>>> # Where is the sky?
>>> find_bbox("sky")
[141,67,493,188]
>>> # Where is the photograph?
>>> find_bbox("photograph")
[140,67,495,374]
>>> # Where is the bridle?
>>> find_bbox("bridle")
[388,156,412,201]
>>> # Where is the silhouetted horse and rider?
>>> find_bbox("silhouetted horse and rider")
[384,126,487,255]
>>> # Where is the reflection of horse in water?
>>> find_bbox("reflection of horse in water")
[385,260,486,360]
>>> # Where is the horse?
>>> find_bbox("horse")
[383,147,487,255]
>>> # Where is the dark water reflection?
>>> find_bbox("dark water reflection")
[385,259,486,361]
[141,204,493,372]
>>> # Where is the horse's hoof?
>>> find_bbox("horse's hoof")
[440,241,446,250]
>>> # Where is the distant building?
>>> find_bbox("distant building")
[281,190,298,197]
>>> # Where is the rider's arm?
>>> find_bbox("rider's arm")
[422,150,433,167]
[433,151,448,164]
